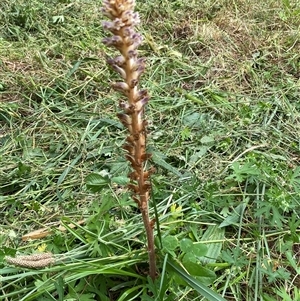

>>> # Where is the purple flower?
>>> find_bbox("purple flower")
[102,36,123,48]
[131,64,145,80]
[121,11,140,27]
[111,82,129,93]
[126,50,138,59]
[102,18,126,32]
[112,65,127,79]
[107,56,126,67]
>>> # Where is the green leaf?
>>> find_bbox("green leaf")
[85,173,110,192]
[183,252,197,264]
[180,238,193,253]
[111,176,129,185]
[191,243,207,257]
[53,276,64,301]
[188,146,208,165]
[200,135,215,144]
[163,235,178,256]
[151,150,182,177]
[66,60,82,78]
[57,154,82,186]
[17,161,31,176]
[262,293,279,301]
[219,203,246,228]
[64,294,95,301]
[61,219,88,244]
[182,260,216,285]
[167,259,227,301]
[180,238,207,259]
[116,284,144,301]
[98,193,116,214]
[199,225,224,264]
[182,112,202,128]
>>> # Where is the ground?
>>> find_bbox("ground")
[0,0,300,300]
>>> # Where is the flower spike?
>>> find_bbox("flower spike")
[102,0,156,280]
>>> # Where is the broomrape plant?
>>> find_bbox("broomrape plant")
[1,1,228,299]
[102,0,157,280]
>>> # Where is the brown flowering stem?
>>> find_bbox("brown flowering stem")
[102,0,156,280]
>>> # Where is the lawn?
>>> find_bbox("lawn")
[1,0,300,300]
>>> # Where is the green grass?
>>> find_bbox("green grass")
[1,0,300,300]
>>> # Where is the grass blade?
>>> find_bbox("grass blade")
[167,258,227,301]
